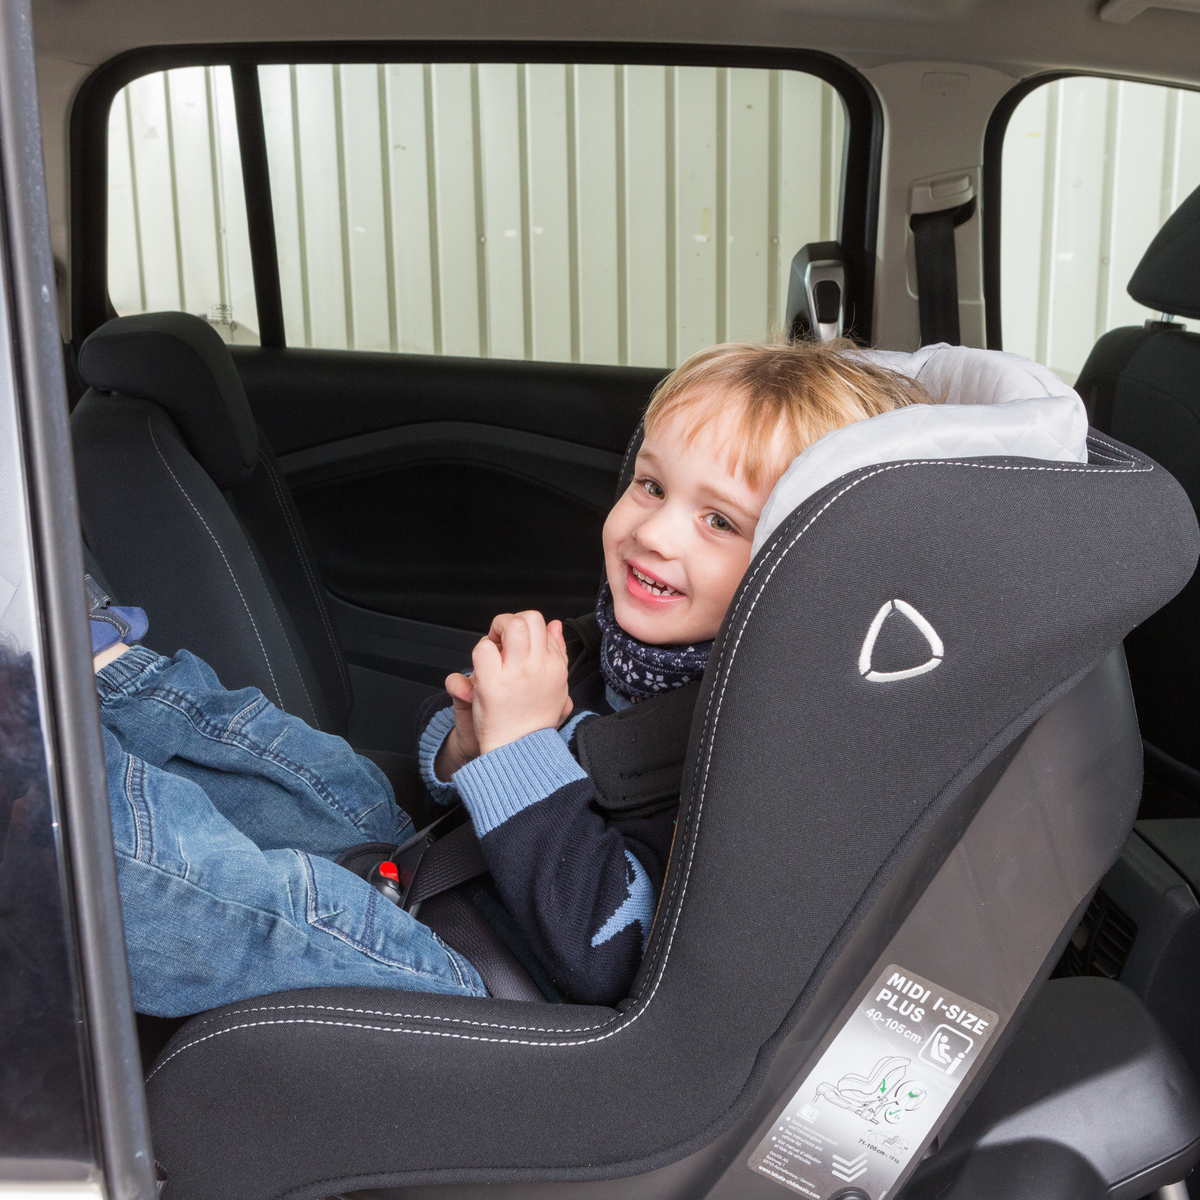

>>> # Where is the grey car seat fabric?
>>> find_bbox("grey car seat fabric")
[71,312,352,735]
[143,416,1197,1200]
[1076,181,1200,786]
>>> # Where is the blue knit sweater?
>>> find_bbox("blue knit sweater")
[416,666,678,1006]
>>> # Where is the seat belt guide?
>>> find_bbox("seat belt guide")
[748,964,997,1199]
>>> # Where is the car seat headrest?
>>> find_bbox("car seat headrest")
[78,311,258,489]
[1127,180,1200,320]
[753,344,1088,556]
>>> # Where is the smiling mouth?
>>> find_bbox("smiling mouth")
[629,564,683,598]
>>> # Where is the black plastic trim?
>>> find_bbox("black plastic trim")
[1144,739,1200,801]
[0,0,156,1195]
[71,40,882,346]
[277,420,623,511]
[230,63,284,349]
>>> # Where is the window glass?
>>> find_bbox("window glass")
[1000,77,1200,383]
[259,62,845,366]
[107,67,259,344]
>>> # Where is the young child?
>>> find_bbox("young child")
[415,339,928,1004]
[91,339,926,1017]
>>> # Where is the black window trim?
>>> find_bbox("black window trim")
[71,40,883,353]
[982,68,1200,353]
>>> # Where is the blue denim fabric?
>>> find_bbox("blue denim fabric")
[97,647,486,1017]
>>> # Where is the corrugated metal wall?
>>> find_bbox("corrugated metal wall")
[107,62,844,364]
[107,66,1200,377]
[256,63,843,365]
[1000,77,1200,383]
[107,66,258,343]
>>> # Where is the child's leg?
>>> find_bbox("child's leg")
[97,647,411,857]
[102,725,485,1017]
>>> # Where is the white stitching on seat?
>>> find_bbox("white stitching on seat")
[180,1000,620,1036]
[148,453,1153,1072]
[258,448,353,706]
[616,426,641,495]
[149,421,285,710]
[251,570,322,729]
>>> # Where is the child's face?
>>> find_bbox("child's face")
[602,404,784,646]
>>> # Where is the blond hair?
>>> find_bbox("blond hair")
[644,338,930,488]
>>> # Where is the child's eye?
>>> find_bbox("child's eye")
[638,477,665,500]
[706,512,737,534]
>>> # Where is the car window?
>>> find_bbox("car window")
[999,76,1200,383]
[107,66,259,343]
[108,61,846,367]
[258,62,844,366]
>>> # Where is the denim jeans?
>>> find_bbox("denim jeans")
[97,647,486,1017]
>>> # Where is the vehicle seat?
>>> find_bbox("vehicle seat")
[70,312,544,1002]
[1076,181,1200,790]
[140,348,1199,1200]
[71,312,352,736]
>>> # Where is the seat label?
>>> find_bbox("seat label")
[748,964,997,1199]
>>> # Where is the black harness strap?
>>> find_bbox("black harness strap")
[576,682,700,819]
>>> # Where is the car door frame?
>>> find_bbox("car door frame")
[0,0,156,1195]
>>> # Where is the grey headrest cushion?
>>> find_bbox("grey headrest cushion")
[1127,181,1200,321]
[753,344,1088,556]
[78,311,258,489]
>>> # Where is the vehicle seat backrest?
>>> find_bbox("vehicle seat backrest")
[1076,182,1200,779]
[71,312,352,734]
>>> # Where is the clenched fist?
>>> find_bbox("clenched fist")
[434,610,573,779]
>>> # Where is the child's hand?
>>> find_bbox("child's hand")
[471,611,573,755]
[433,671,480,780]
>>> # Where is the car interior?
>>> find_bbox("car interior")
[7,0,1200,1197]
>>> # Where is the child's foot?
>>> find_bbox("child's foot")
[86,574,147,673]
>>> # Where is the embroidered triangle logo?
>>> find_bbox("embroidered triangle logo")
[858,599,944,682]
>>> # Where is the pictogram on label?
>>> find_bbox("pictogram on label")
[747,965,997,1199]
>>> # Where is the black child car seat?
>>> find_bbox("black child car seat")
[132,347,1199,1200]
[1076,181,1200,791]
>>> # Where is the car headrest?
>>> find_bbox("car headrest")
[78,312,258,489]
[753,344,1088,556]
[1127,180,1200,321]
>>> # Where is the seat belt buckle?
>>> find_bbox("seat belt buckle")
[394,831,438,911]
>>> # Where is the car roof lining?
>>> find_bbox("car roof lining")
[29,0,1200,88]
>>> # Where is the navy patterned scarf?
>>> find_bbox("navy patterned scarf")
[595,582,713,703]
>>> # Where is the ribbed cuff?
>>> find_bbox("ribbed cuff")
[557,709,597,749]
[417,705,459,804]
[96,645,170,707]
[453,727,588,837]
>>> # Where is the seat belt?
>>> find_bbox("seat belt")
[416,888,548,1003]
[343,812,546,1002]
[402,818,488,915]
[909,174,976,347]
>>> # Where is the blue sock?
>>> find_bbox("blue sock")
[86,574,148,654]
